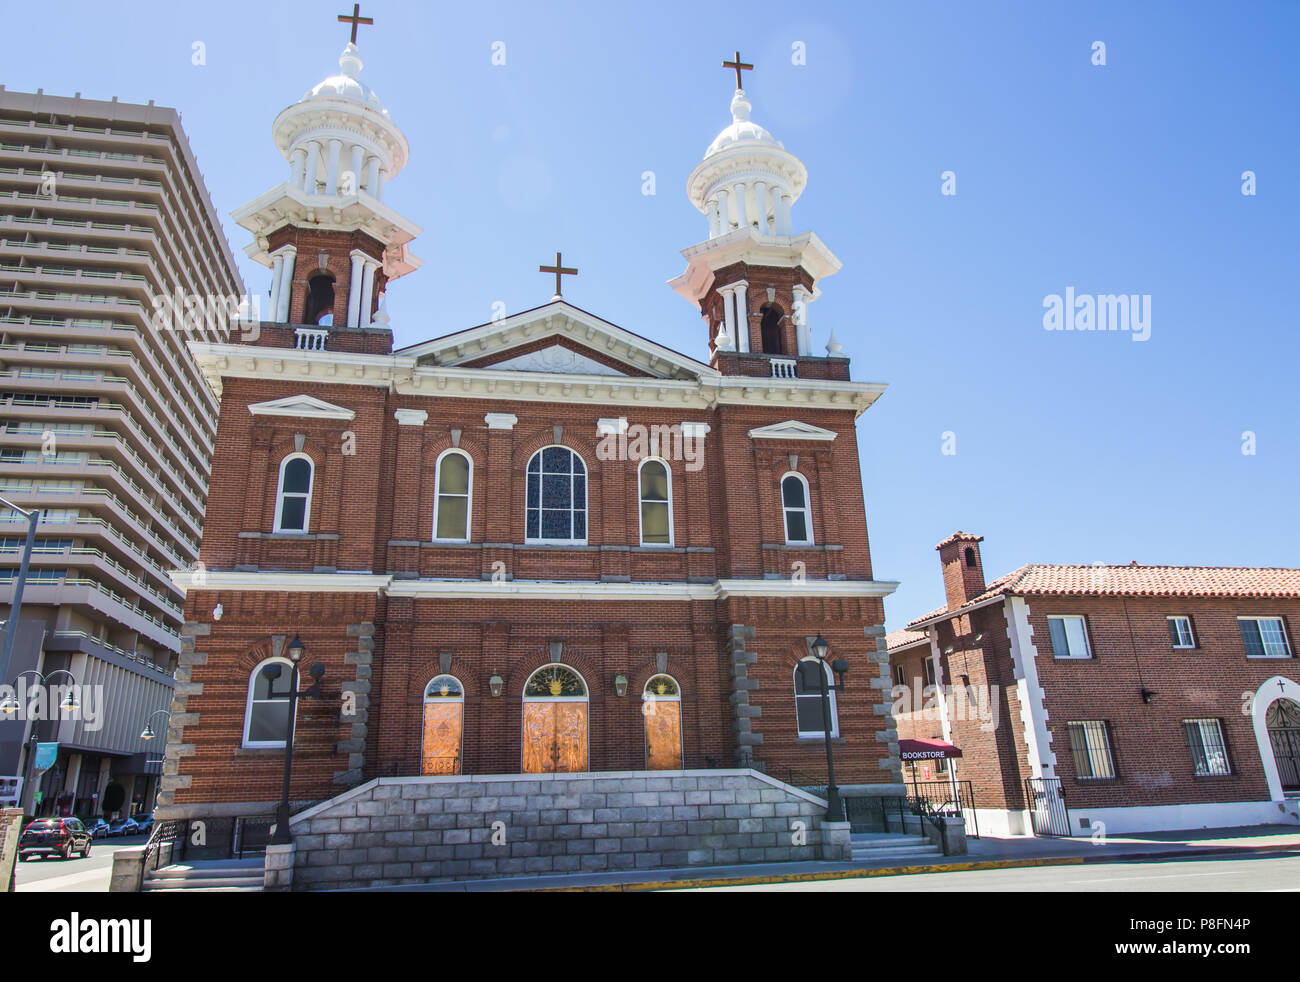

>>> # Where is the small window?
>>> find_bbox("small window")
[781,473,812,545]
[1239,617,1292,658]
[964,546,976,568]
[1066,721,1116,780]
[525,447,587,544]
[638,459,672,546]
[922,657,936,688]
[433,450,472,541]
[894,665,905,686]
[1183,718,1231,777]
[793,659,838,737]
[274,454,314,534]
[1167,616,1195,649]
[1048,615,1092,659]
[244,658,294,748]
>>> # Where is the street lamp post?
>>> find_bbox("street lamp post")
[267,636,325,845]
[808,634,850,823]
[0,495,40,695]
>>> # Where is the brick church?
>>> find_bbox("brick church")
[157,32,902,828]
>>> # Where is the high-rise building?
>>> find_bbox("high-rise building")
[0,88,244,818]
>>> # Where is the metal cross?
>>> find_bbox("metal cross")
[539,252,578,297]
[338,3,374,44]
[722,50,754,90]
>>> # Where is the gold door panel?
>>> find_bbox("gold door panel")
[522,702,588,773]
[645,701,683,770]
[421,702,463,776]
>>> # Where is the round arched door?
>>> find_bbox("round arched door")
[421,675,464,775]
[643,674,683,770]
[521,665,588,774]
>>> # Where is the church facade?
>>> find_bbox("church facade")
[157,38,902,823]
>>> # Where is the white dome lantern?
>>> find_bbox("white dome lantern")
[687,88,808,240]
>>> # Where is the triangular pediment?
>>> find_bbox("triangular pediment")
[748,420,838,442]
[395,300,715,382]
[248,394,356,421]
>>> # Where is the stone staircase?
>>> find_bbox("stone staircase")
[850,832,943,864]
[142,858,264,893]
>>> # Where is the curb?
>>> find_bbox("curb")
[512,843,1300,892]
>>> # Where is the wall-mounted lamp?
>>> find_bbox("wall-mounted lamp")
[943,645,955,656]
[613,673,628,697]
[489,673,504,698]
[973,633,984,643]
[1141,688,1158,705]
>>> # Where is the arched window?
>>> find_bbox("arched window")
[781,473,812,545]
[303,273,335,326]
[638,458,673,546]
[644,674,683,770]
[793,659,839,738]
[274,454,314,533]
[433,450,472,542]
[964,547,977,568]
[422,675,465,775]
[243,657,294,748]
[760,305,784,354]
[526,446,587,544]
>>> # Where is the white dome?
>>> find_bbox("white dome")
[300,44,389,117]
[704,90,781,158]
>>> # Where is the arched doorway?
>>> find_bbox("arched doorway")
[1266,697,1300,795]
[1250,677,1300,799]
[421,675,464,775]
[522,665,588,773]
[643,674,683,770]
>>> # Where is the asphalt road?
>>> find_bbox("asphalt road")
[676,853,1300,891]
[14,833,148,893]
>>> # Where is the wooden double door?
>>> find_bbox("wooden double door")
[522,702,589,773]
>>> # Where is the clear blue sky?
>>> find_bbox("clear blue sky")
[9,1,1298,626]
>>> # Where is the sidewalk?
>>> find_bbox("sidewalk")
[348,823,1300,892]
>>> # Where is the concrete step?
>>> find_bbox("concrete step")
[850,847,943,862]
[849,833,942,862]
[144,875,264,891]
[144,860,264,891]
[143,884,264,893]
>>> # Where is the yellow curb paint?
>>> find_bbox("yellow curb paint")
[513,855,1088,893]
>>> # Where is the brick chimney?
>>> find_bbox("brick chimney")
[936,532,986,611]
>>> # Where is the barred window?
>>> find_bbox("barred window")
[1239,617,1292,658]
[1066,720,1116,780]
[1183,718,1231,777]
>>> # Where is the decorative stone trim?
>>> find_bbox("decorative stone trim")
[335,621,375,787]
[865,624,901,781]
[727,624,761,767]
[155,621,209,812]
[484,413,518,431]
[394,409,428,426]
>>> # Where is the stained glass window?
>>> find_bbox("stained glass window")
[424,675,464,699]
[526,447,587,543]
[524,664,587,698]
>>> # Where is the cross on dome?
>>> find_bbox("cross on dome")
[337,3,374,45]
[722,50,753,91]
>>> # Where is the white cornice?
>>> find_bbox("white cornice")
[669,228,842,303]
[748,420,838,442]
[188,344,887,417]
[170,571,899,601]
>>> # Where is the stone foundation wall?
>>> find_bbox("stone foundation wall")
[287,769,848,890]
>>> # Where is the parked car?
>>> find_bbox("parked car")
[133,812,153,835]
[87,818,111,839]
[106,817,140,838]
[18,818,92,861]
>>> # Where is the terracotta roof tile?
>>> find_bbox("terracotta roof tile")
[886,629,929,651]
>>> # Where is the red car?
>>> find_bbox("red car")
[18,817,92,861]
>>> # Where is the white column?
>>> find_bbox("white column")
[268,253,286,322]
[349,145,365,195]
[720,284,736,347]
[792,284,812,356]
[753,180,768,234]
[731,182,749,229]
[346,251,366,327]
[276,247,297,322]
[290,148,307,188]
[358,258,379,328]
[376,167,388,201]
[779,193,793,234]
[302,142,320,193]
[365,155,381,195]
[706,196,721,238]
[325,139,342,196]
[734,280,750,353]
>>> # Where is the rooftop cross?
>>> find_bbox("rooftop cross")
[722,50,754,91]
[337,3,374,44]
[539,252,578,298]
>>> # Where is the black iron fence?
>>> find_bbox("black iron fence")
[1024,777,1072,836]
[905,779,979,839]
[141,814,276,866]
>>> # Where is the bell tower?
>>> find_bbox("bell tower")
[232,10,421,336]
[669,53,843,376]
